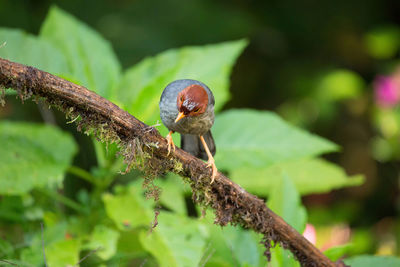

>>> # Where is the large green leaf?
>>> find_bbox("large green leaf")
[116,39,247,124]
[344,255,400,267]
[268,175,306,267]
[231,158,364,196]
[268,175,307,232]
[139,212,206,267]
[213,109,338,170]
[157,174,189,215]
[0,121,77,195]
[20,222,70,266]
[84,224,120,260]
[103,182,154,230]
[0,28,69,76]
[46,239,80,266]
[315,69,364,101]
[324,244,353,261]
[40,6,121,98]
[197,208,265,267]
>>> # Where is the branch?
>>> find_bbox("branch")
[0,58,344,267]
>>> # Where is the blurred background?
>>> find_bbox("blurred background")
[1,0,400,261]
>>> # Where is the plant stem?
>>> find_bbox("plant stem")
[38,188,87,214]
[67,165,98,185]
[93,138,107,168]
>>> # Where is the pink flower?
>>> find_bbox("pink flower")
[374,75,400,108]
[303,224,317,245]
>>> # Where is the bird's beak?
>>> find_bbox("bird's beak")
[175,112,186,123]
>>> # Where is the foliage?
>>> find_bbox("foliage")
[40,6,122,99]
[0,121,77,194]
[0,5,394,267]
[344,255,400,267]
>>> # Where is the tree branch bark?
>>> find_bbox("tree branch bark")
[0,58,344,267]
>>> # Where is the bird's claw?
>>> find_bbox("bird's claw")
[166,132,175,156]
[206,158,218,184]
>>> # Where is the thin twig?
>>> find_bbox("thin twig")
[40,222,48,267]
[73,246,102,267]
[139,259,147,267]
[198,243,216,267]
[0,259,18,266]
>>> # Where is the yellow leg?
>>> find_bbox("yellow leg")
[166,131,175,156]
[199,135,218,184]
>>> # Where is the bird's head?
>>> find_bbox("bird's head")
[175,84,209,123]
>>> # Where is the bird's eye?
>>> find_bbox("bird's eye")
[193,108,200,113]
[180,96,184,102]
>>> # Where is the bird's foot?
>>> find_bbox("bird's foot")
[206,158,218,184]
[166,131,175,156]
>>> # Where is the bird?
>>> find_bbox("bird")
[159,79,217,183]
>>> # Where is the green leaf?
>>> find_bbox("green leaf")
[20,222,69,266]
[0,238,13,257]
[231,158,364,196]
[324,244,353,261]
[315,69,365,101]
[0,28,70,76]
[40,6,121,98]
[268,175,306,267]
[103,182,154,230]
[157,174,189,215]
[116,39,247,124]
[268,175,307,232]
[0,121,77,195]
[85,225,120,260]
[198,209,265,267]
[213,109,338,170]
[344,255,400,267]
[46,239,80,266]
[365,26,400,59]
[139,212,206,267]
[270,247,300,267]
[222,227,262,267]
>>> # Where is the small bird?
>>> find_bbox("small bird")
[159,79,217,183]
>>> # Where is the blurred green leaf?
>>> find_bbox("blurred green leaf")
[268,175,307,232]
[222,228,262,267]
[365,26,400,59]
[20,246,44,267]
[157,174,189,215]
[0,239,13,258]
[46,238,80,266]
[0,28,70,77]
[344,255,400,267]
[198,208,265,267]
[103,182,154,230]
[0,121,77,195]
[268,175,305,267]
[40,6,121,98]
[116,228,147,256]
[85,225,120,260]
[231,158,363,196]
[316,69,365,101]
[324,243,353,261]
[116,39,247,124]
[198,214,237,266]
[213,109,338,170]
[270,248,300,267]
[20,222,69,266]
[139,212,206,267]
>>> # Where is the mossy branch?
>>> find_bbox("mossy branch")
[0,58,345,267]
